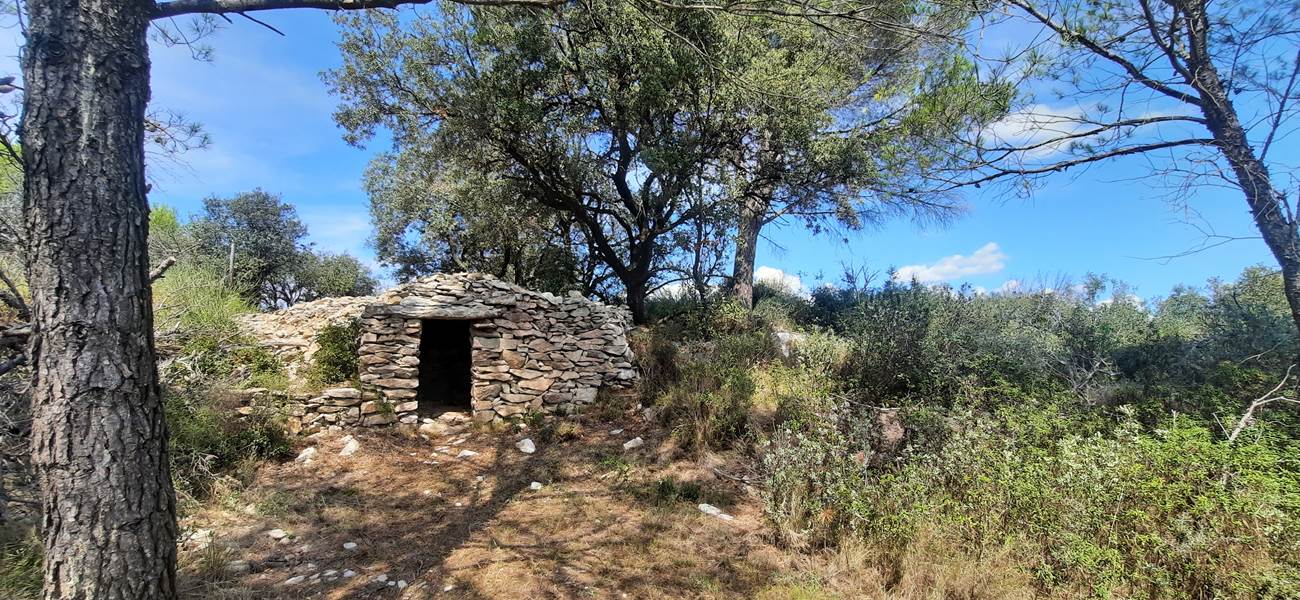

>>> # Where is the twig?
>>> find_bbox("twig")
[1226,364,1299,443]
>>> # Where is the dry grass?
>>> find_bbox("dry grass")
[177,411,1041,600]
[178,410,781,599]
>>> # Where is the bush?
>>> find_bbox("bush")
[153,264,254,343]
[176,335,285,385]
[165,384,292,501]
[306,319,361,387]
[659,359,755,452]
[630,328,680,399]
[762,408,1300,597]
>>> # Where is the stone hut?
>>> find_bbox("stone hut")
[239,273,637,430]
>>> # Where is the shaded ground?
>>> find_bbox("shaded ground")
[177,410,789,599]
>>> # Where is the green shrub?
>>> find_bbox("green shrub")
[762,408,1300,597]
[165,385,292,501]
[651,476,702,505]
[153,264,253,341]
[306,319,361,387]
[659,360,755,452]
[630,328,680,399]
[171,335,286,392]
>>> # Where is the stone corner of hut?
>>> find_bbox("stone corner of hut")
[238,272,638,432]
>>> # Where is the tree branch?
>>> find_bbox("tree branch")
[1226,364,1298,443]
[951,138,1216,189]
[153,0,563,19]
[149,256,178,282]
[1008,0,1203,107]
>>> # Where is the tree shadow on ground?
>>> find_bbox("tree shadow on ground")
[178,415,769,600]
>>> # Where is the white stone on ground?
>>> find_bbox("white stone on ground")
[266,528,287,540]
[622,437,644,450]
[457,449,478,458]
[608,428,623,435]
[515,438,536,454]
[283,576,305,585]
[698,503,736,521]
[343,542,358,550]
[339,436,360,457]
[343,570,357,578]
[374,574,388,583]
[295,447,317,463]
[530,481,543,491]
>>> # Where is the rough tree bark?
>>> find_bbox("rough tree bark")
[22,0,176,599]
[728,195,767,309]
[1180,4,1300,341]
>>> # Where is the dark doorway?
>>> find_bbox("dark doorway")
[417,319,472,414]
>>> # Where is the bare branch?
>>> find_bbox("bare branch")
[149,257,178,282]
[949,138,1216,190]
[1226,364,1298,443]
[1008,0,1203,107]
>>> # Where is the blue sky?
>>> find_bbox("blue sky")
[0,10,1277,302]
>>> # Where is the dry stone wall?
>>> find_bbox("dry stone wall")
[359,273,637,424]
[238,273,637,432]
[236,295,373,380]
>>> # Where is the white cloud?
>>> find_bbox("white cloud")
[981,104,1090,160]
[755,265,808,296]
[998,279,1022,294]
[893,242,1007,283]
[649,280,693,300]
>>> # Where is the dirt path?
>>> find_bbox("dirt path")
[178,414,787,599]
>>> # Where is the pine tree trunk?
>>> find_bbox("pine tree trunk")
[21,0,178,597]
[1184,22,1300,347]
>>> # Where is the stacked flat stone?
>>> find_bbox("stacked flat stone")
[239,272,637,429]
[358,273,636,424]
[237,295,376,379]
[236,387,370,435]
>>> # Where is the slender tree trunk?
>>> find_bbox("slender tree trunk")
[22,0,177,598]
[1185,26,1300,341]
[728,195,767,309]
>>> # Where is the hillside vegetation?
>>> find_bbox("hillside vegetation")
[5,263,1300,599]
[640,266,1300,598]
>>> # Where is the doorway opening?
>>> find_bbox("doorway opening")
[417,319,472,416]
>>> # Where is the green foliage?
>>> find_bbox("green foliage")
[330,0,1002,317]
[630,329,681,400]
[763,409,1300,597]
[651,477,703,505]
[297,251,379,300]
[190,190,376,308]
[164,384,292,501]
[306,319,361,387]
[153,264,254,342]
[660,359,756,452]
[638,264,1300,596]
[0,527,41,600]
